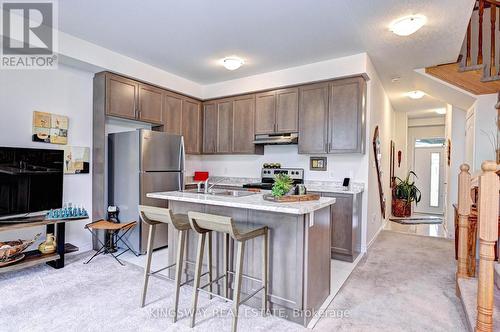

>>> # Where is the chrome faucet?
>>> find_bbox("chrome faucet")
[198,177,228,194]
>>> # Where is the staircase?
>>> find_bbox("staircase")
[426,0,500,94]
[456,162,500,331]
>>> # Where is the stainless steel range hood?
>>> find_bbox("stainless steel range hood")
[253,133,298,145]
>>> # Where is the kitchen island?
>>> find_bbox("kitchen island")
[147,190,335,327]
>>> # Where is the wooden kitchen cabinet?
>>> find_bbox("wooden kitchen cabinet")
[216,98,233,153]
[105,73,138,120]
[181,98,203,154]
[255,88,298,134]
[275,88,298,133]
[138,84,163,124]
[162,93,183,135]
[232,94,256,153]
[328,77,366,153]
[321,191,362,262]
[298,76,366,154]
[298,82,329,154]
[255,91,276,134]
[202,101,217,154]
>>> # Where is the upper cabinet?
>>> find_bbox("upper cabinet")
[202,95,263,155]
[255,88,298,134]
[163,93,183,135]
[181,98,203,155]
[105,74,138,120]
[298,83,329,154]
[100,72,202,154]
[105,72,162,125]
[328,77,366,154]
[232,94,257,154]
[298,76,366,154]
[138,84,163,124]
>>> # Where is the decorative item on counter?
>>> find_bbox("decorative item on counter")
[38,233,57,254]
[32,111,68,145]
[271,174,293,198]
[310,157,327,171]
[392,171,422,217]
[193,171,209,181]
[296,184,307,195]
[46,203,88,220]
[63,146,90,174]
[0,233,41,267]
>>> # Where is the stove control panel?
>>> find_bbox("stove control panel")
[261,168,304,181]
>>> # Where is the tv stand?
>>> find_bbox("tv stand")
[0,217,87,273]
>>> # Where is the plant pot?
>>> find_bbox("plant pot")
[392,198,412,217]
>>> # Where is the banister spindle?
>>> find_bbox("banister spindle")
[457,164,472,279]
[475,160,499,332]
[478,0,484,65]
[467,18,472,67]
[490,3,496,76]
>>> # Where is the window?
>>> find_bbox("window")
[430,152,440,207]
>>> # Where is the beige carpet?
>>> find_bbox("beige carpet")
[314,231,467,332]
[0,231,467,332]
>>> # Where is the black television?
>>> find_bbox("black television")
[0,147,63,221]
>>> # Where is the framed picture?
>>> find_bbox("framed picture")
[63,146,90,174]
[32,111,68,145]
[310,157,327,171]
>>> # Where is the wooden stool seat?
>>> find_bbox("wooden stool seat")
[85,220,136,231]
[83,220,137,266]
[139,205,213,324]
[188,211,269,332]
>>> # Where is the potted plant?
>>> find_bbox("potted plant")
[271,174,294,198]
[392,171,422,217]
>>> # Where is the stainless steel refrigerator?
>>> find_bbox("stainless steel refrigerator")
[108,129,184,254]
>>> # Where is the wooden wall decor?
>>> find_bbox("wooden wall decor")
[397,150,402,168]
[447,139,452,166]
[390,140,395,187]
[372,126,386,218]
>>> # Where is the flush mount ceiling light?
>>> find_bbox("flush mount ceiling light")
[405,90,426,99]
[435,108,447,115]
[390,15,427,36]
[222,57,244,70]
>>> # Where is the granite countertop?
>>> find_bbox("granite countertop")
[185,176,364,194]
[147,191,336,215]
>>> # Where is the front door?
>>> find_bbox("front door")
[413,140,445,215]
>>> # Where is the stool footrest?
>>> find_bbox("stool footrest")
[239,286,265,306]
[150,262,176,276]
[226,270,263,284]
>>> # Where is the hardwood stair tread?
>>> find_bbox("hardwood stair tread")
[457,277,500,331]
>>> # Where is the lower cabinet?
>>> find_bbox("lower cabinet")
[321,191,363,262]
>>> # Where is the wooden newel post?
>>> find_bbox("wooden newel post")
[476,161,500,332]
[457,164,471,279]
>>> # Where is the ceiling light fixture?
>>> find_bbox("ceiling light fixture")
[390,15,427,36]
[435,108,447,115]
[405,90,426,99]
[222,56,244,70]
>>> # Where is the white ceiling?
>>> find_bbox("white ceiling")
[57,0,475,112]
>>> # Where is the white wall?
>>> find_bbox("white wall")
[202,53,367,98]
[470,93,498,171]
[0,64,93,251]
[364,57,395,249]
[444,105,466,238]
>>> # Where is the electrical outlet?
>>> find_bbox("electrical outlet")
[329,171,335,178]
[223,167,228,175]
[371,213,377,224]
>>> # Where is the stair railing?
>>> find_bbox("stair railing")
[457,164,472,279]
[475,161,499,332]
[461,0,500,81]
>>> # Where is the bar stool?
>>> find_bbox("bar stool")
[188,211,269,332]
[138,205,213,323]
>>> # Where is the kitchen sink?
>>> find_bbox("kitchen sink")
[183,189,257,197]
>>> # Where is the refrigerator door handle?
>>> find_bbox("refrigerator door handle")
[179,136,185,191]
